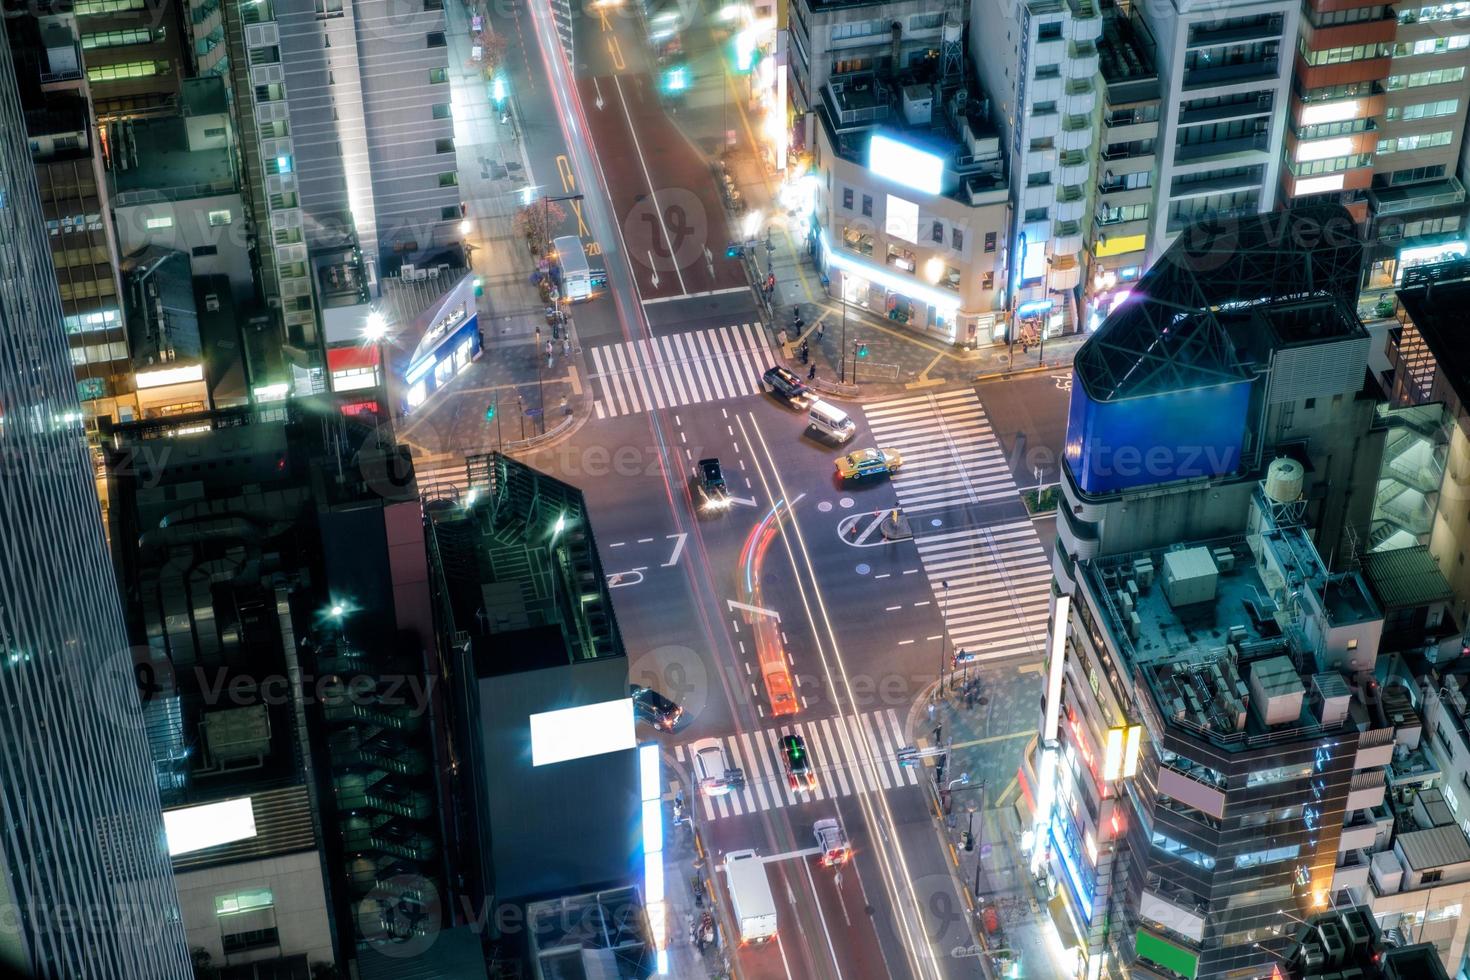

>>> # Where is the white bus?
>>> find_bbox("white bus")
[553,235,593,302]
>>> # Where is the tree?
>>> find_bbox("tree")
[514,197,569,254]
[477,30,510,77]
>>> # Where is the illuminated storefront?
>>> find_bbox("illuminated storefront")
[400,273,482,414]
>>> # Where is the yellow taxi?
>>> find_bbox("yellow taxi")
[834,447,904,481]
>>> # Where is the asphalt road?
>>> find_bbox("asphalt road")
[974,370,1074,487]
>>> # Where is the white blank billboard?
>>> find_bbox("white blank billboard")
[165,797,257,856]
[529,697,636,766]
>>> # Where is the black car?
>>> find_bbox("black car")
[696,458,730,511]
[763,365,811,406]
[781,733,817,791]
[630,685,683,731]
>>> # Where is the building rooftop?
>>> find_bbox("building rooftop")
[1075,206,1364,402]
[1083,520,1379,746]
[426,454,625,667]
[818,65,1008,206]
[1098,9,1158,89]
[1363,545,1454,610]
[1397,823,1470,872]
[109,116,235,202]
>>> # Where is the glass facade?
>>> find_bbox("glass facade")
[0,22,191,979]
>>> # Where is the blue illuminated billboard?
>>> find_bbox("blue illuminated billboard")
[1065,377,1252,495]
[868,133,943,196]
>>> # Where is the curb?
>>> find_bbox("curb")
[973,360,1077,383]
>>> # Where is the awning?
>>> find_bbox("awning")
[1048,894,1081,952]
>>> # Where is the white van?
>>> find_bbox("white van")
[808,400,856,442]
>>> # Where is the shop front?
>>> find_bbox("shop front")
[821,231,963,342]
[399,274,482,415]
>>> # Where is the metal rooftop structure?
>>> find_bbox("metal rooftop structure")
[1075,205,1364,402]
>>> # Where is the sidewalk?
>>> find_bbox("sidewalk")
[663,797,733,979]
[921,687,1068,980]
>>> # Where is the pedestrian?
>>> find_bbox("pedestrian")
[816,321,825,341]
[562,338,570,356]
[927,702,936,721]
[545,339,553,358]
[807,363,816,381]
[560,395,569,416]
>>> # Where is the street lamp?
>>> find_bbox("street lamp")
[937,579,950,696]
[459,218,472,237]
[363,310,389,393]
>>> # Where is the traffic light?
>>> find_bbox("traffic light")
[662,65,689,93]
[485,403,496,421]
[725,242,741,258]
[473,276,484,296]
[856,342,869,359]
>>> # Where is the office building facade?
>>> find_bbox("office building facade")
[1285,0,1470,305]
[0,22,191,978]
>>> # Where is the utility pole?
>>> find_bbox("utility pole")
[839,270,848,383]
[938,580,950,694]
[973,780,988,898]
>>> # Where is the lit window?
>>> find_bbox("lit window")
[207,209,232,226]
[145,216,174,230]
[215,888,273,916]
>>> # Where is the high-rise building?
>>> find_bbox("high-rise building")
[0,20,191,978]
[973,0,1104,339]
[1134,0,1300,260]
[1284,0,1470,306]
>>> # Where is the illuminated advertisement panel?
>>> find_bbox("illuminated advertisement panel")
[529,698,636,766]
[885,195,919,244]
[165,797,257,856]
[1065,380,1252,495]
[868,133,943,195]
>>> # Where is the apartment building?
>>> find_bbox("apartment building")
[1285,0,1470,305]
[1032,477,1391,979]
[72,0,190,120]
[1133,0,1300,260]
[1086,8,1160,330]
[973,0,1103,339]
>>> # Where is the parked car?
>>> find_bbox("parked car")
[630,684,683,731]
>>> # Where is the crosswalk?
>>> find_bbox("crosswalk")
[588,323,776,419]
[915,520,1053,663]
[671,709,918,822]
[861,390,1017,514]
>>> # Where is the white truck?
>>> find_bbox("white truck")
[724,849,778,944]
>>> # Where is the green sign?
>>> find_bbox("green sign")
[1135,929,1198,979]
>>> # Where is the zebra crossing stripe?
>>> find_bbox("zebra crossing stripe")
[587,324,774,419]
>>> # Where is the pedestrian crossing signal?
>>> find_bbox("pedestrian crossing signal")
[473,276,484,296]
[725,242,741,258]
[857,342,869,358]
[484,404,496,421]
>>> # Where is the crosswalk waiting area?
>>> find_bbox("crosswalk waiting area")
[861,391,1053,664]
[862,390,1017,514]
[915,520,1052,663]
[672,709,918,822]
[588,323,776,419]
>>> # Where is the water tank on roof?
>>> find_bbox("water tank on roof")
[1265,457,1304,503]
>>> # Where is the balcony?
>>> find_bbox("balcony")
[1174,132,1269,163]
[1178,95,1273,126]
[1068,41,1100,79]
[1183,59,1280,90]
[1058,150,1090,186]
[1354,727,1396,770]
[1347,769,1386,812]
[1189,17,1285,48]
[1334,848,1371,895]
[822,77,891,129]
[1369,176,1466,217]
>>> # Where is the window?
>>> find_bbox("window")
[909,12,943,29]
[429,67,449,84]
[1038,22,1062,40]
[1386,99,1460,121]
[861,194,872,217]
[191,245,218,257]
[435,138,455,154]
[427,31,446,47]
[1312,4,1387,25]
[1024,207,1049,222]
[1235,844,1301,869]
[982,271,995,290]
[1401,1,1470,22]
[438,172,458,187]
[1305,398,1316,409]
[1387,66,1467,89]
[145,216,173,230]
[984,232,997,253]
[72,0,146,11]
[1033,100,1058,115]
[207,209,232,226]
[952,227,964,251]
[1377,130,1454,154]
[441,205,460,220]
[432,103,452,120]
[830,19,885,40]
[1035,64,1061,79]
[1394,34,1470,56]
[932,221,944,243]
[842,187,853,210]
[1300,41,1393,66]
[425,0,443,7]
[86,60,167,83]
[82,28,153,49]
[1027,172,1051,187]
[1095,203,1150,225]
[315,0,343,15]
[203,126,226,139]
[1246,762,1314,787]
[1423,869,1445,884]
